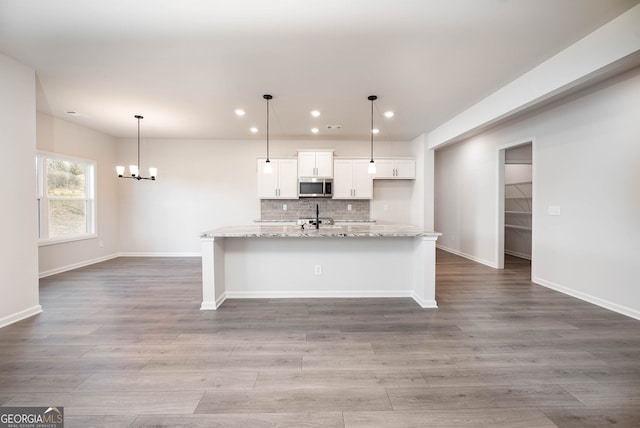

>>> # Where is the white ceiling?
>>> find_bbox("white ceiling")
[1,0,638,141]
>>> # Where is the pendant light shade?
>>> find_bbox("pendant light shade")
[116,115,157,181]
[368,95,377,174]
[263,94,273,174]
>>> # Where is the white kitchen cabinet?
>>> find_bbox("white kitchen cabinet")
[333,159,373,199]
[298,150,333,177]
[373,158,416,179]
[257,158,298,199]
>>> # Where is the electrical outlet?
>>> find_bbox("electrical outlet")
[347,204,352,211]
[98,240,104,247]
[314,265,322,275]
[283,204,287,211]
[383,204,389,211]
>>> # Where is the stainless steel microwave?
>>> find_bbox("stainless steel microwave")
[299,178,332,198]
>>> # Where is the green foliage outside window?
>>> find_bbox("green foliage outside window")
[37,154,95,241]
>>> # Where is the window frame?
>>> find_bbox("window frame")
[36,151,97,246]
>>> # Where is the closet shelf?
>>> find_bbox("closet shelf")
[505,224,532,231]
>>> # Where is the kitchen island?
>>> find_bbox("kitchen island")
[200,224,440,310]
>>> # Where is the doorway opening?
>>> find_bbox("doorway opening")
[497,141,533,273]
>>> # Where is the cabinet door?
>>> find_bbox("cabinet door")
[332,160,354,199]
[298,152,317,176]
[395,159,416,179]
[352,160,373,199]
[315,152,333,177]
[257,159,278,198]
[277,159,299,199]
[373,159,394,178]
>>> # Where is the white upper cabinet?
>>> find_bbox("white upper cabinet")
[298,150,333,177]
[373,158,416,179]
[333,159,373,199]
[257,158,298,199]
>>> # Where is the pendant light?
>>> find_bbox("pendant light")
[263,94,273,174]
[368,95,377,174]
[116,115,157,180]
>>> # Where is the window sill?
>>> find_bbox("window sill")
[38,234,97,247]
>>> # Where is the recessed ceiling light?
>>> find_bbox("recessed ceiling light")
[311,128,319,134]
[235,109,246,117]
[384,111,394,118]
[311,110,321,117]
[250,127,258,133]
[372,128,380,134]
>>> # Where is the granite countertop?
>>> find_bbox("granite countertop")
[253,219,376,224]
[201,224,440,238]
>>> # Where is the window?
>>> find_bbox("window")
[36,152,96,243]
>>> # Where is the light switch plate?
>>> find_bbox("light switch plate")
[548,206,561,216]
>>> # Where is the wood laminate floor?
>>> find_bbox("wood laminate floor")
[1,251,639,427]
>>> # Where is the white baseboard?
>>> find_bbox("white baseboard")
[201,293,227,310]
[533,276,640,321]
[436,245,499,268]
[39,254,119,278]
[411,293,438,309]
[504,249,532,260]
[224,290,414,299]
[0,305,43,328]
[40,253,201,278]
[118,252,201,257]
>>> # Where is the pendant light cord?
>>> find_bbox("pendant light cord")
[263,94,272,162]
[134,114,144,172]
[368,95,377,162]
[370,98,374,161]
[137,115,141,171]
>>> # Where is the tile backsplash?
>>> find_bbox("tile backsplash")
[261,199,370,221]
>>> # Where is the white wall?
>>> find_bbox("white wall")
[427,4,640,148]
[37,113,120,276]
[435,66,640,319]
[407,133,435,230]
[117,137,417,254]
[0,53,41,327]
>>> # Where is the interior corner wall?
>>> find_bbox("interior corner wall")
[36,112,119,276]
[407,133,433,230]
[435,66,640,319]
[0,53,41,327]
